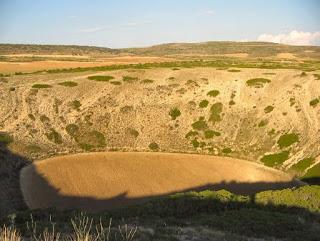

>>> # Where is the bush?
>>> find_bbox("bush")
[169,108,181,120]
[246,78,271,88]
[261,151,289,167]
[87,75,114,82]
[58,81,78,87]
[45,128,63,144]
[71,100,81,111]
[199,100,209,108]
[32,84,52,88]
[309,98,319,107]
[192,118,208,130]
[207,90,220,97]
[66,124,79,136]
[0,132,13,144]
[149,142,159,151]
[264,105,274,113]
[122,76,138,82]
[277,133,299,149]
[204,129,220,138]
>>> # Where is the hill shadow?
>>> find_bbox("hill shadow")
[0,140,29,217]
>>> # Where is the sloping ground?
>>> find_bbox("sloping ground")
[20,152,301,211]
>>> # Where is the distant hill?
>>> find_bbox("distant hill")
[1,41,320,58]
[0,44,119,56]
[124,41,320,58]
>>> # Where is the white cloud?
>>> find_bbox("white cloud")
[121,21,152,27]
[79,27,104,33]
[257,30,320,46]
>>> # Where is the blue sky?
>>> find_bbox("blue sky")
[0,0,319,48]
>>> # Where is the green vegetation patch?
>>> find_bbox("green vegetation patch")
[289,157,315,174]
[127,128,139,138]
[192,117,208,130]
[264,105,274,113]
[207,90,220,97]
[71,100,81,111]
[110,81,121,85]
[204,129,221,138]
[0,132,13,144]
[303,163,320,179]
[209,102,223,123]
[45,128,63,144]
[309,98,319,107]
[32,84,52,89]
[87,75,114,82]
[277,133,299,149]
[258,119,268,127]
[66,124,79,137]
[199,100,209,108]
[185,131,198,139]
[191,139,200,148]
[246,78,271,88]
[122,76,138,82]
[149,142,159,151]
[169,107,181,120]
[222,147,232,154]
[40,115,50,123]
[75,130,106,150]
[227,69,241,72]
[58,81,78,87]
[140,79,154,84]
[255,185,320,213]
[313,73,320,80]
[261,151,290,167]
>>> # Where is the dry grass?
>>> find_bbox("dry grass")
[20,152,298,211]
[0,226,22,241]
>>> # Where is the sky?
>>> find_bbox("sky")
[0,0,319,48]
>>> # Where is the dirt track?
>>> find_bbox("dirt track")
[20,152,302,211]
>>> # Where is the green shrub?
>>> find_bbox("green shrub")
[169,107,181,120]
[255,185,320,212]
[209,102,223,123]
[140,79,154,84]
[26,144,41,153]
[207,90,220,97]
[88,75,114,81]
[192,118,208,130]
[289,157,315,174]
[264,105,274,113]
[309,98,319,107]
[40,115,50,123]
[110,81,121,85]
[149,142,159,151]
[204,129,220,138]
[58,81,78,87]
[32,84,52,88]
[66,124,79,136]
[277,133,299,149]
[229,100,236,106]
[71,100,81,110]
[199,100,209,108]
[185,131,198,139]
[127,128,139,138]
[28,113,35,121]
[191,139,200,148]
[122,76,138,82]
[0,132,13,144]
[246,78,271,88]
[75,130,106,150]
[222,147,232,154]
[45,128,63,144]
[303,163,320,179]
[258,119,268,127]
[227,69,241,72]
[300,72,307,77]
[261,151,289,167]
